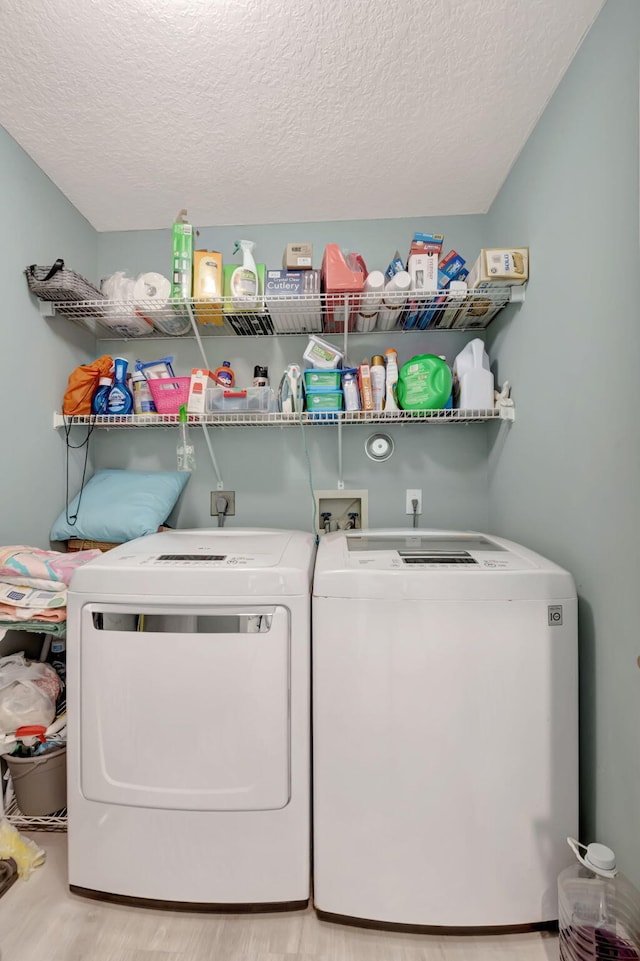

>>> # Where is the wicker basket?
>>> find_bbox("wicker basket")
[25,259,104,304]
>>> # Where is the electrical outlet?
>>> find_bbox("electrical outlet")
[210,491,236,516]
[406,489,422,515]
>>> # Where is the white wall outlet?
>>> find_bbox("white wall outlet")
[406,489,422,515]
[314,489,369,534]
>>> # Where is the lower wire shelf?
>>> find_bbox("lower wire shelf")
[53,406,513,429]
[2,776,67,833]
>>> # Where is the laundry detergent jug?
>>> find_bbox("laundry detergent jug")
[452,338,494,410]
[558,838,640,961]
[397,354,452,410]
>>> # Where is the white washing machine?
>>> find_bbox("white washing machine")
[67,528,315,908]
[313,529,578,930]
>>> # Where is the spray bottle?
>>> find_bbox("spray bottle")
[177,405,195,472]
[231,240,259,309]
[384,348,400,411]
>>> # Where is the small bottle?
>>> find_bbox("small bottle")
[370,355,386,411]
[92,376,112,415]
[131,371,156,414]
[253,366,269,387]
[176,405,195,472]
[107,357,134,414]
[384,348,400,412]
[342,370,361,411]
[214,361,235,387]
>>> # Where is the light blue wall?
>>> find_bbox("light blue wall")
[486,0,640,879]
[0,126,97,548]
[96,216,496,531]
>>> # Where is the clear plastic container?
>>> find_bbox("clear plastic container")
[559,839,640,961]
[205,386,274,413]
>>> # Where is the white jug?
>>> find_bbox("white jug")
[558,838,640,961]
[452,338,494,410]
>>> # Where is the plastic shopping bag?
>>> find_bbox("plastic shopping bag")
[0,654,61,735]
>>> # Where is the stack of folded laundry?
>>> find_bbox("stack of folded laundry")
[0,546,101,641]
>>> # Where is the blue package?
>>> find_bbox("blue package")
[384,252,405,283]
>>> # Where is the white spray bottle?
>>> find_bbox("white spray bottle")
[231,239,259,309]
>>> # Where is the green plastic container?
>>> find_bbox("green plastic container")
[304,369,342,391]
[397,354,452,410]
[306,390,344,412]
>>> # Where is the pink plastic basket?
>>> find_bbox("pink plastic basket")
[147,377,191,414]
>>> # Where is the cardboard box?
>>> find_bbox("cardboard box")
[171,217,193,298]
[283,243,313,270]
[192,250,223,325]
[468,248,529,288]
[265,269,321,333]
[358,363,374,411]
[407,231,444,260]
[405,252,438,328]
[187,368,217,414]
[438,250,466,289]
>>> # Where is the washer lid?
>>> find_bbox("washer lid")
[313,529,575,601]
[69,528,316,596]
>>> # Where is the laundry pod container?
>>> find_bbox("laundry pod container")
[6,745,67,816]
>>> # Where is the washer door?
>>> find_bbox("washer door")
[80,604,290,811]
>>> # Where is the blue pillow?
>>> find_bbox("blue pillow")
[50,469,190,543]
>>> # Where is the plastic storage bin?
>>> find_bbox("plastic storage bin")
[6,745,67,816]
[303,369,342,391]
[147,377,191,414]
[205,387,274,413]
[559,838,640,961]
[306,391,343,413]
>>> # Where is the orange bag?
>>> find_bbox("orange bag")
[62,355,113,415]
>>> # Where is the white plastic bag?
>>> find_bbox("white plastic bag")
[0,654,60,735]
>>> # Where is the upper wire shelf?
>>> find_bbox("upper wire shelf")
[40,287,524,340]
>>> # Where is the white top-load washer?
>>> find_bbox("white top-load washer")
[67,528,315,908]
[313,530,578,930]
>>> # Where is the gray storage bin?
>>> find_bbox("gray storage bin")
[6,745,67,816]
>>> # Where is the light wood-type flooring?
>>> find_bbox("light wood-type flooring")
[0,834,559,961]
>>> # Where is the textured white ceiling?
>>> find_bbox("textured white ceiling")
[0,0,604,231]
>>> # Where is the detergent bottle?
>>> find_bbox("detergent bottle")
[558,838,640,961]
[107,358,134,415]
[452,338,494,409]
[91,376,112,415]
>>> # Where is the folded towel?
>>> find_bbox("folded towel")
[0,546,101,587]
[0,605,66,623]
[0,584,66,609]
[0,621,66,637]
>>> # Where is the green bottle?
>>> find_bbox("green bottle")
[397,355,452,410]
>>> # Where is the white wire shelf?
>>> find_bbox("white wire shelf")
[39,287,524,339]
[2,776,67,832]
[53,406,513,429]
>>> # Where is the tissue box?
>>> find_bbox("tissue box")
[283,243,313,270]
[468,248,529,288]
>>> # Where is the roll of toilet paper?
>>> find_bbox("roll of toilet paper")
[133,272,171,303]
[134,273,191,336]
